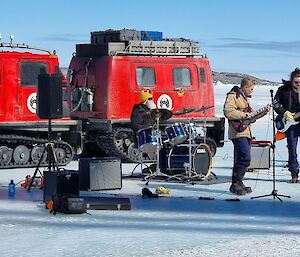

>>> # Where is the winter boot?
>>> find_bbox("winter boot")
[229,168,247,195]
[238,168,252,193]
[290,170,299,183]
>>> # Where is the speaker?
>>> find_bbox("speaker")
[37,73,63,119]
[248,141,271,170]
[79,158,122,191]
[43,170,79,202]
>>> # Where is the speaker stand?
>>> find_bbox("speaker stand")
[27,119,59,191]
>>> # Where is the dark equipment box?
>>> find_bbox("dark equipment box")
[91,29,141,44]
[79,157,122,191]
[76,43,126,57]
[83,196,131,210]
[248,141,271,170]
[43,170,79,203]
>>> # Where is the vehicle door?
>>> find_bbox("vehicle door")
[16,60,48,118]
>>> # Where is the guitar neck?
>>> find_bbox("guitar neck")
[251,107,267,120]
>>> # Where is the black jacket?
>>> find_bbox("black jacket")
[130,103,154,133]
[274,81,300,115]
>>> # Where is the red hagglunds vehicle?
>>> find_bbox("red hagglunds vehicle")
[68,29,225,163]
[0,30,225,169]
[0,38,82,168]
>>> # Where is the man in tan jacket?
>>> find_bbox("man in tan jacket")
[224,77,269,195]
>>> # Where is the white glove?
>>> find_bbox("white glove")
[284,111,294,121]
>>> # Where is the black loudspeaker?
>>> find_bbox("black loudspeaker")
[79,158,122,191]
[43,170,79,202]
[37,73,63,119]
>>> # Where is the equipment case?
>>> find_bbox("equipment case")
[91,29,141,44]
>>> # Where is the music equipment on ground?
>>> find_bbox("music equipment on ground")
[37,73,63,119]
[83,196,131,210]
[79,157,122,191]
[229,105,269,132]
[275,112,300,133]
[248,141,271,170]
[43,169,79,203]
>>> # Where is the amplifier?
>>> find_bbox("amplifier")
[248,141,271,170]
[79,158,122,191]
[43,170,79,203]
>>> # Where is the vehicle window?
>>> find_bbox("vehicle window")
[21,62,48,87]
[173,67,191,87]
[136,67,156,86]
[199,67,206,83]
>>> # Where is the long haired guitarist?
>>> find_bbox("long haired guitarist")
[273,68,300,183]
[224,77,270,195]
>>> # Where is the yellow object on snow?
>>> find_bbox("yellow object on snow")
[156,186,171,195]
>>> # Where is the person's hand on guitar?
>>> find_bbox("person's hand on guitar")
[244,112,253,119]
[264,104,271,112]
[284,111,295,121]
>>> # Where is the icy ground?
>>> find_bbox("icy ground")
[1,84,300,257]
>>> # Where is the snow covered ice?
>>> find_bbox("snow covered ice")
[1,84,300,257]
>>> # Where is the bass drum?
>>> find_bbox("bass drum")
[166,143,212,177]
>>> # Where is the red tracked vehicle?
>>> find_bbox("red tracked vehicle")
[0,39,81,168]
[68,29,225,162]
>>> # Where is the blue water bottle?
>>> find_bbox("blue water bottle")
[8,179,16,197]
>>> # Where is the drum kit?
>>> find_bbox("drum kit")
[136,105,214,182]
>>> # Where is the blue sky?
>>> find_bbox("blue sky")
[1,0,299,82]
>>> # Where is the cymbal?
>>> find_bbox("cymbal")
[194,105,214,112]
[173,107,195,115]
[151,108,173,121]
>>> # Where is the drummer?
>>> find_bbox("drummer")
[130,88,156,134]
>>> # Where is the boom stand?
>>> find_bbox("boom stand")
[27,119,59,191]
[251,89,290,201]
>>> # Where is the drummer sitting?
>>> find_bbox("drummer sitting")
[130,88,156,134]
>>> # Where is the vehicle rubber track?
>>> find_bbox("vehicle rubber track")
[0,134,73,169]
[97,127,156,163]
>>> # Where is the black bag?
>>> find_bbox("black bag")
[51,194,86,215]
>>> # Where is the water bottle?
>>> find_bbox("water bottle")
[8,179,16,197]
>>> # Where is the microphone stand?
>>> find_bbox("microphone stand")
[251,89,290,201]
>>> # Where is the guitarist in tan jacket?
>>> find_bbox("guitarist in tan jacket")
[273,68,300,183]
[224,77,270,195]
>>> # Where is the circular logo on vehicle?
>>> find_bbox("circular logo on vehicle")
[27,93,37,113]
[157,94,172,110]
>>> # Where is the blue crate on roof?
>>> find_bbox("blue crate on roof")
[141,31,163,41]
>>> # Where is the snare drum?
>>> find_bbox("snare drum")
[136,127,157,153]
[166,143,212,177]
[165,123,188,145]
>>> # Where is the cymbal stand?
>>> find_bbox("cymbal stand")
[200,107,217,180]
[181,117,201,182]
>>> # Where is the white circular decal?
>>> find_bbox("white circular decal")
[27,92,37,113]
[157,94,172,110]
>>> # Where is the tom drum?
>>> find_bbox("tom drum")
[136,127,157,153]
[165,123,188,145]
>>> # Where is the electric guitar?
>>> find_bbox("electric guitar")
[275,112,300,133]
[229,105,269,132]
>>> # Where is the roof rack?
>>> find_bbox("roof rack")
[116,40,199,56]
[0,42,52,54]
[76,40,200,57]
